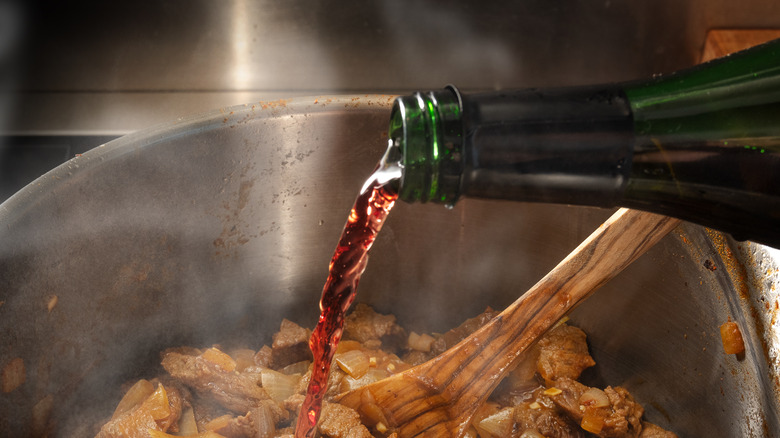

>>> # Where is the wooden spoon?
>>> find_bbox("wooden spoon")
[335,208,681,437]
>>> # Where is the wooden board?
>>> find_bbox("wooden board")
[702,29,780,62]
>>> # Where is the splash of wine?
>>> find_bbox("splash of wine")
[295,143,401,438]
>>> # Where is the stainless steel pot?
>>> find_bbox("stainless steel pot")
[1,96,779,436]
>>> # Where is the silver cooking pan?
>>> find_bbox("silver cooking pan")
[1,96,778,436]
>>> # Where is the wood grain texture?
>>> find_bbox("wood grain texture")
[702,29,780,62]
[336,210,681,437]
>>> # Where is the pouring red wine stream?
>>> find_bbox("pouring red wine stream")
[295,145,401,437]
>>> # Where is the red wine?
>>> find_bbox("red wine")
[295,169,398,438]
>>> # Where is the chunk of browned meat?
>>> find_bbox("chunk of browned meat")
[284,393,305,414]
[640,422,678,438]
[537,324,596,382]
[95,409,159,438]
[430,307,499,355]
[161,350,283,420]
[254,345,274,368]
[317,402,373,438]
[209,404,278,438]
[96,383,181,438]
[514,398,585,438]
[271,319,312,368]
[343,304,406,351]
[295,364,348,398]
[551,377,644,438]
[400,349,430,366]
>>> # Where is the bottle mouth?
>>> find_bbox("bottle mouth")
[388,87,464,204]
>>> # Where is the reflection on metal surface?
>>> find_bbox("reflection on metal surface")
[231,0,252,89]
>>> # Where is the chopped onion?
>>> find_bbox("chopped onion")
[253,403,277,438]
[359,388,389,426]
[543,387,562,396]
[335,349,370,379]
[281,360,311,376]
[336,340,363,353]
[720,321,745,355]
[260,368,300,402]
[112,379,155,419]
[341,368,389,392]
[579,387,610,408]
[408,331,435,352]
[178,406,198,435]
[201,348,237,372]
[205,414,233,431]
[475,407,514,438]
[519,430,545,438]
[229,348,257,372]
[143,384,172,421]
[581,412,605,434]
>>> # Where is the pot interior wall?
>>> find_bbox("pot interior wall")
[0,96,777,436]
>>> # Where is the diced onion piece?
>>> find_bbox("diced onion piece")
[552,316,570,330]
[142,384,171,421]
[253,403,277,438]
[475,407,514,438]
[720,321,745,355]
[519,430,545,438]
[408,331,435,352]
[1,357,25,393]
[341,368,390,392]
[112,379,155,419]
[579,387,610,408]
[376,422,388,433]
[581,411,605,434]
[335,350,370,379]
[506,347,540,387]
[260,368,300,402]
[528,402,541,410]
[359,388,389,427]
[201,348,237,372]
[281,360,311,376]
[178,406,199,435]
[543,387,562,396]
[336,340,363,353]
[229,348,257,372]
[205,414,233,431]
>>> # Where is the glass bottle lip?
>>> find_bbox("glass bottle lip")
[389,87,464,204]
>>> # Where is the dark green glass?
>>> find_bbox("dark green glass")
[388,39,780,247]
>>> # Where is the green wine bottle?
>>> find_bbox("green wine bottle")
[386,38,780,248]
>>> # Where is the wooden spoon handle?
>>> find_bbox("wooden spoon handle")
[338,209,681,437]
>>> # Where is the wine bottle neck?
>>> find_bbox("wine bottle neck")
[388,39,780,246]
[456,86,634,207]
